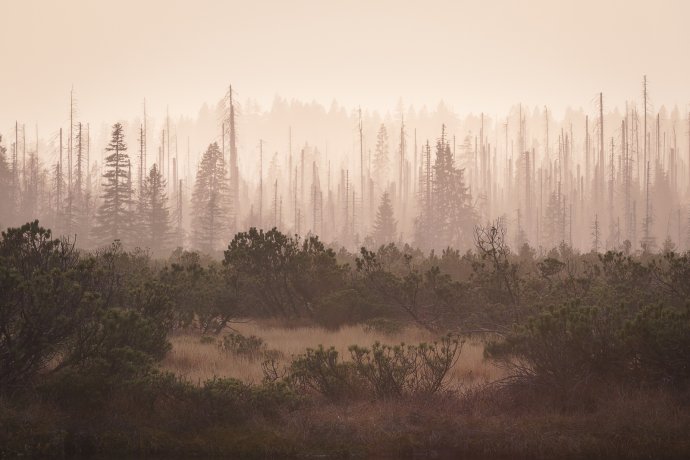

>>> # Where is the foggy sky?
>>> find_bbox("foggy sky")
[2,0,689,130]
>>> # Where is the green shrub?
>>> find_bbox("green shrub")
[488,300,690,398]
[287,336,462,400]
[288,346,357,399]
[362,317,404,335]
[624,303,690,385]
[0,222,101,391]
[219,332,266,359]
[487,303,627,397]
[349,335,461,398]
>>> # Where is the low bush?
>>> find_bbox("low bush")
[286,336,462,400]
[624,303,690,385]
[350,335,462,398]
[362,317,404,335]
[219,332,266,359]
[487,301,690,407]
[288,346,357,400]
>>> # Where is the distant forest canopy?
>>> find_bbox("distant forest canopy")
[1,77,690,254]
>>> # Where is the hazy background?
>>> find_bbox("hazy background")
[2,0,689,129]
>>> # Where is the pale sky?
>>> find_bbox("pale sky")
[1,0,689,130]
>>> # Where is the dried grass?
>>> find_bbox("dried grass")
[160,321,504,386]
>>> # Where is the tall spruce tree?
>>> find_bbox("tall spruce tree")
[0,135,14,227]
[191,142,228,253]
[93,123,134,246]
[374,124,389,187]
[430,125,475,249]
[372,191,397,246]
[139,163,171,255]
[543,191,561,249]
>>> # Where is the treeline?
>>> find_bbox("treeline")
[0,121,478,255]
[4,78,690,257]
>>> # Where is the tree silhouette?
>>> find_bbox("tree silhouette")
[139,164,171,255]
[191,142,228,253]
[421,125,476,250]
[374,124,389,187]
[93,123,134,246]
[0,136,14,228]
[372,191,397,246]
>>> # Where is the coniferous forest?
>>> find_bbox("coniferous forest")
[2,1,690,458]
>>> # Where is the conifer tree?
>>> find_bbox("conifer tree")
[0,135,14,227]
[430,125,475,249]
[93,123,134,245]
[372,191,397,246]
[543,191,561,249]
[191,142,228,253]
[139,163,171,255]
[374,124,389,186]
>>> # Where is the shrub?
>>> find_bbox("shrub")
[219,332,266,359]
[362,317,404,335]
[624,303,690,385]
[287,336,462,400]
[288,346,356,399]
[0,222,103,391]
[486,303,627,399]
[349,335,462,398]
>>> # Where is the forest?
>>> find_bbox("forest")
[2,75,690,458]
[2,77,690,256]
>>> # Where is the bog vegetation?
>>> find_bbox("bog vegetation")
[1,220,690,458]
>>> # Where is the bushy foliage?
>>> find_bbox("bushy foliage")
[487,303,627,394]
[0,221,171,394]
[219,332,266,359]
[224,227,346,319]
[487,301,690,404]
[625,303,690,385]
[288,346,356,399]
[160,249,241,333]
[0,222,99,390]
[287,336,462,400]
[350,335,461,398]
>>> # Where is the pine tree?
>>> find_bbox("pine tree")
[0,135,14,227]
[374,124,389,186]
[139,164,172,255]
[191,142,229,253]
[372,191,397,246]
[93,123,134,246]
[430,125,475,249]
[543,191,561,249]
[22,150,40,222]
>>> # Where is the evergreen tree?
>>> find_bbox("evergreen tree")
[51,160,66,235]
[543,191,561,249]
[372,191,397,246]
[414,141,433,249]
[0,135,14,227]
[93,123,134,246]
[191,142,228,253]
[430,125,475,249]
[22,151,40,221]
[139,164,171,255]
[374,124,389,186]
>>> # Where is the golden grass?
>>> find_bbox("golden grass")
[160,321,503,387]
